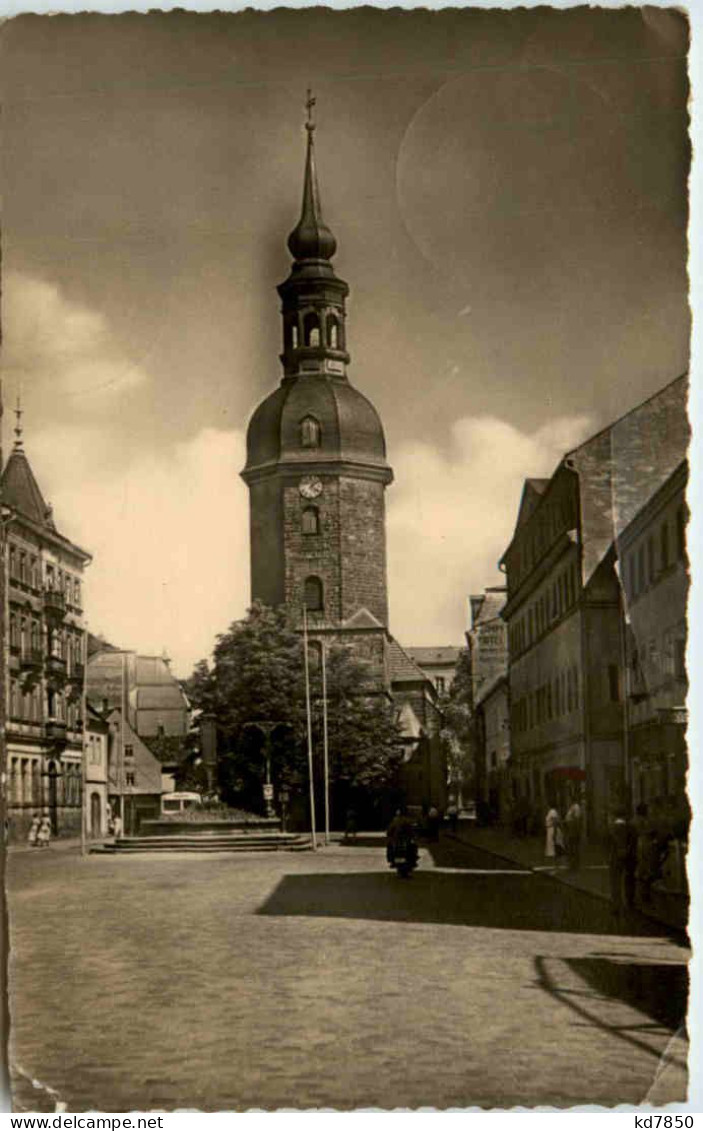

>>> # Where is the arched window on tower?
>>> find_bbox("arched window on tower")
[285,320,299,350]
[304,576,324,612]
[303,312,320,347]
[302,507,319,536]
[300,416,321,449]
[326,314,339,350]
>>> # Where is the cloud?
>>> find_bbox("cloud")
[28,425,250,676]
[387,413,594,645]
[24,410,593,677]
[2,272,146,404]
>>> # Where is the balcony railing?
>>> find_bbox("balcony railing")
[43,587,67,623]
[45,719,68,747]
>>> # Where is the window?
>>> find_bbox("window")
[660,522,670,571]
[326,315,340,350]
[19,553,27,584]
[628,555,637,599]
[9,614,19,651]
[300,416,321,449]
[608,664,621,703]
[647,537,656,584]
[304,576,323,612]
[125,771,135,787]
[676,504,687,561]
[303,312,320,347]
[124,744,134,761]
[9,546,17,579]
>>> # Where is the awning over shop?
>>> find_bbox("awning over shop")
[548,766,587,781]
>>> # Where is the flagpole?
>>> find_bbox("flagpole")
[302,607,317,850]
[321,639,330,846]
[80,623,88,857]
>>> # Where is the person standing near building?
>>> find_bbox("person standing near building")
[27,813,40,848]
[609,809,636,915]
[112,812,123,841]
[564,795,582,871]
[544,804,562,864]
[37,813,51,849]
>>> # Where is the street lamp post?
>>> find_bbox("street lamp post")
[243,720,287,820]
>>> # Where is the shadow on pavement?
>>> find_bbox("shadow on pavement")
[257,868,669,936]
[563,956,688,1031]
[534,954,688,1070]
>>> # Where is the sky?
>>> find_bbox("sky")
[0,7,690,676]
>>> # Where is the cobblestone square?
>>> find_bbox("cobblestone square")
[8,836,688,1111]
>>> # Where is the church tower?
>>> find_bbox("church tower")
[242,98,393,654]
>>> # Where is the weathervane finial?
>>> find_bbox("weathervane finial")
[305,88,316,133]
[14,393,24,450]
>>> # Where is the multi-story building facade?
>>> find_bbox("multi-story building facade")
[2,426,91,840]
[500,374,689,836]
[618,461,688,818]
[466,589,508,705]
[474,673,510,823]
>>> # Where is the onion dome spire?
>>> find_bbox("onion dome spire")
[287,90,337,262]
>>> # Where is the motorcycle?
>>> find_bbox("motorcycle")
[389,835,419,879]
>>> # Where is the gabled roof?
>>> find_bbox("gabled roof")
[515,479,549,530]
[469,588,506,629]
[1,447,54,528]
[1,443,91,562]
[386,638,431,685]
[342,607,385,631]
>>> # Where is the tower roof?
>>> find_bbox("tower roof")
[1,445,55,529]
[244,374,390,478]
[287,91,337,263]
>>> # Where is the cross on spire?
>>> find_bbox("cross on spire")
[305,88,316,133]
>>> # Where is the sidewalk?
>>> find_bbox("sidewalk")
[448,821,688,933]
[448,822,611,901]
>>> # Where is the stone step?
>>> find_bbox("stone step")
[93,833,312,855]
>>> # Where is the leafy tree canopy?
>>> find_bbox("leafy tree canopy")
[440,648,475,790]
[186,603,404,801]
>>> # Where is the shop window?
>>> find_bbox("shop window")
[300,416,321,449]
[304,575,324,612]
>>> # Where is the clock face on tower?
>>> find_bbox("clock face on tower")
[299,475,323,500]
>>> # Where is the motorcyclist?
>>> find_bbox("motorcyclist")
[386,808,417,868]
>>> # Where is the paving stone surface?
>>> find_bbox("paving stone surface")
[7,835,689,1112]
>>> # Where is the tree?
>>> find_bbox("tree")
[440,649,475,805]
[186,602,404,817]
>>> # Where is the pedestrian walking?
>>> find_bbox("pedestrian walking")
[609,809,636,915]
[544,805,563,864]
[446,801,459,835]
[564,797,582,871]
[427,805,440,842]
[37,814,51,849]
[27,814,40,848]
[344,807,357,843]
[112,812,123,841]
